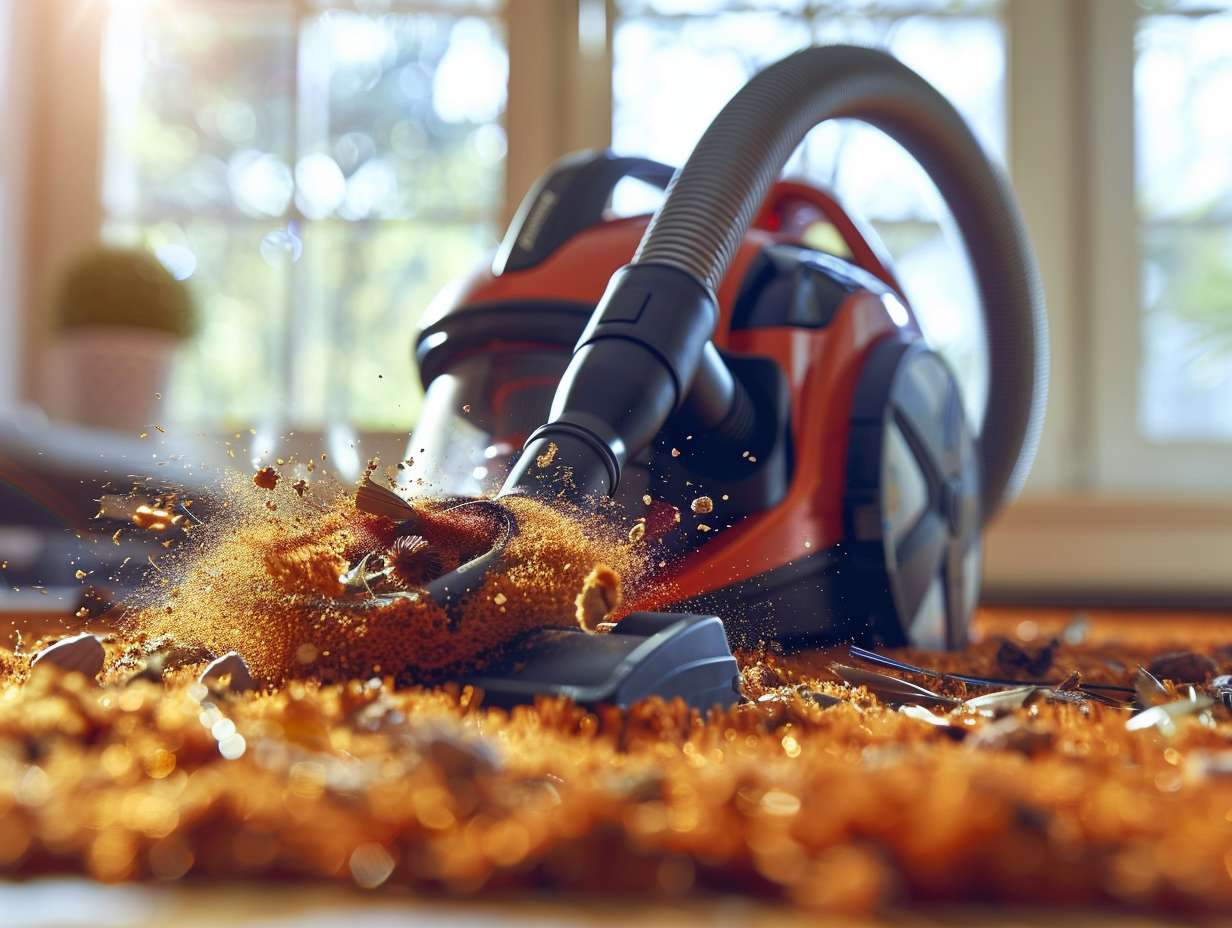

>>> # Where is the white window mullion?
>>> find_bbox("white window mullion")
[504,1,572,227]
[0,1,38,408]
[1002,0,1083,494]
[563,0,615,153]
[504,0,616,226]
[1088,0,1143,492]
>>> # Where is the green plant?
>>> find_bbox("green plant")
[52,247,197,339]
[1175,243,1232,359]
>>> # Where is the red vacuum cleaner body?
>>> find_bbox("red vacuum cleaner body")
[412,153,979,653]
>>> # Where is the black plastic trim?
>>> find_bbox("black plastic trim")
[502,263,732,502]
[415,300,593,388]
[467,612,740,711]
[666,544,873,651]
[493,151,675,276]
[731,244,893,332]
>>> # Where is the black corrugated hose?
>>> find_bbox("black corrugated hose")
[634,44,1048,520]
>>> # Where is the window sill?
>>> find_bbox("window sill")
[983,493,1232,607]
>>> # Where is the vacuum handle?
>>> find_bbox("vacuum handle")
[754,181,903,297]
[493,151,675,276]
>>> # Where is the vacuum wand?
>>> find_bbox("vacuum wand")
[500,263,750,502]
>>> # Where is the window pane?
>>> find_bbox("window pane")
[1136,8,1232,442]
[1141,226,1232,441]
[104,220,293,428]
[102,2,297,220]
[101,2,505,430]
[1138,0,1232,12]
[612,2,1005,428]
[307,0,503,9]
[298,11,507,220]
[620,0,1000,14]
[294,220,496,430]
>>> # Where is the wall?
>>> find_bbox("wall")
[0,0,31,407]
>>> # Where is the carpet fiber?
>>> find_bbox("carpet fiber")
[2,608,1231,917]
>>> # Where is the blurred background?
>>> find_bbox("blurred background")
[0,0,1228,606]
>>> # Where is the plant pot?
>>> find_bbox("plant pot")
[49,328,180,433]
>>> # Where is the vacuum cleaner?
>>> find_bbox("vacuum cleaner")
[383,45,1048,710]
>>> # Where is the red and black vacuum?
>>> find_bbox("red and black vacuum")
[396,45,1048,710]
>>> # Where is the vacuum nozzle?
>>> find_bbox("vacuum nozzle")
[500,263,738,502]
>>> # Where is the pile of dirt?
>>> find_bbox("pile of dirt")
[118,473,640,684]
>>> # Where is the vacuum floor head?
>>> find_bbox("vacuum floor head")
[468,612,740,711]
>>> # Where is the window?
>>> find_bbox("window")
[1136,1,1232,443]
[1088,0,1232,493]
[611,0,1006,427]
[101,0,507,431]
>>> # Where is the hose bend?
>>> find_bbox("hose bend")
[635,44,1048,520]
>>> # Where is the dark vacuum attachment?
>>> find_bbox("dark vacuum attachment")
[501,263,753,504]
[467,613,739,711]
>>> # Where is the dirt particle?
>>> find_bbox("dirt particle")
[536,442,558,469]
[1148,651,1218,684]
[133,505,175,531]
[996,638,1058,678]
[576,565,621,632]
[253,467,280,491]
[387,535,440,587]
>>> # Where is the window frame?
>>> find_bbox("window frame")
[987,0,1232,600]
[1086,0,1232,493]
[12,0,1232,600]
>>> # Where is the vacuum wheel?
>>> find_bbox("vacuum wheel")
[844,338,981,649]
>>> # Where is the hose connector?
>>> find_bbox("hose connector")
[500,264,724,501]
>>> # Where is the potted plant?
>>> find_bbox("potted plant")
[48,246,196,432]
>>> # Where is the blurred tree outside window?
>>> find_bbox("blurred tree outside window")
[101,0,507,431]
[612,0,1006,430]
[1136,0,1232,442]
